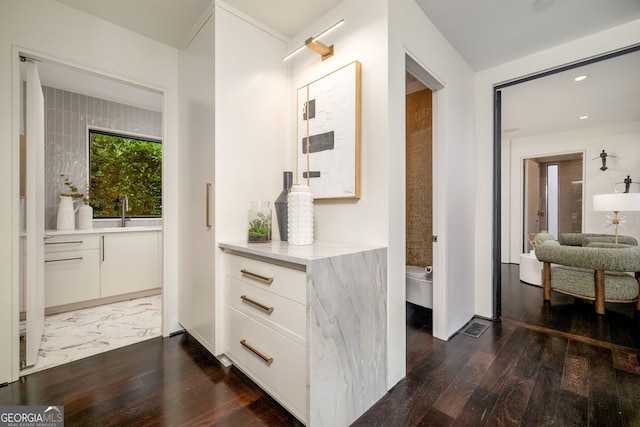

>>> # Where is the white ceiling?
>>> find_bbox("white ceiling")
[221,0,344,39]
[46,0,639,138]
[54,0,213,48]
[54,0,640,71]
[31,60,164,112]
[53,0,344,47]
[414,0,640,71]
[500,49,640,139]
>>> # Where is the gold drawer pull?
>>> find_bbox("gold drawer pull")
[240,295,274,313]
[240,269,274,284]
[240,339,273,365]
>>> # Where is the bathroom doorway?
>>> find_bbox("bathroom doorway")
[403,53,446,348]
[17,53,165,375]
[405,72,433,311]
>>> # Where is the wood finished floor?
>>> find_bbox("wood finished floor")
[0,264,638,426]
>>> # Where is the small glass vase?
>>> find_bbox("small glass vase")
[248,201,272,243]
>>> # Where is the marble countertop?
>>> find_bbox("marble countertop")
[45,226,162,236]
[219,240,386,265]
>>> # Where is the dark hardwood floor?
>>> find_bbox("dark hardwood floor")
[1,264,639,426]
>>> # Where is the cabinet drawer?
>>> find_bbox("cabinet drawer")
[44,234,100,252]
[225,305,307,420]
[45,250,100,307]
[225,276,306,344]
[224,253,306,304]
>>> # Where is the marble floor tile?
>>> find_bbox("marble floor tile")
[21,294,162,376]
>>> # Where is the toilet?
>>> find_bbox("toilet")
[406,265,433,309]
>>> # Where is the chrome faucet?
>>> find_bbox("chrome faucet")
[121,195,129,227]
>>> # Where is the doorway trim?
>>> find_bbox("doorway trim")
[518,151,585,258]
[10,46,167,381]
[405,51,447,339]
[491,43,640,319]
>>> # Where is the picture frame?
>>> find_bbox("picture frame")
[296,61,361,199]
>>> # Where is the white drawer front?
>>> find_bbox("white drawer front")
[45,250,100,307]
[224,253,306,304]
[225,276,306,344]
[225,306,307,420]
[44,234,100,252]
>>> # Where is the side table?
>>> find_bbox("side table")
[519,251,542,286]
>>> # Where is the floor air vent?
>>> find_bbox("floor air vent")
[461,322,489,338]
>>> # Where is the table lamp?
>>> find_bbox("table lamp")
[593,192,640,243]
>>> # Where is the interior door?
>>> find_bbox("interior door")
[24,59,45,368]
[177,15,216,353]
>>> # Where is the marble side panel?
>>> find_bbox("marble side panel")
[308,248,387,426]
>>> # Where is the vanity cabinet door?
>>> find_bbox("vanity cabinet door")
[100,231,160,297]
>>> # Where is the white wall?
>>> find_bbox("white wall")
[504,122,640,263]
[474,19,640,318]
[0,0,180,383]
[286,0,397,382]
[286,0,477,389]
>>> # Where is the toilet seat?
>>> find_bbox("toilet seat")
[406,265,428,280]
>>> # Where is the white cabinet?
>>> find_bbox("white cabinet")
[100,231,161,298]
[220,242,388,427]
[223,253,307,423]
[177,13,216,353]
[43,230,161,311]
[44,234,100,307]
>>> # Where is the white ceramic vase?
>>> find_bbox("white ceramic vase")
[56,196,78,230]
[78,203,93,230]
[287,185,313,245]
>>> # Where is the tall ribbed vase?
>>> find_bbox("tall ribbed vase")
[56,196,76,230]
[287,185,313,245]
[274,171,293,241]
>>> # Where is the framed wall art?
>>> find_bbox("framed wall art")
[296,61,361,199]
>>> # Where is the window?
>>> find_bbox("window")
[89,129,162,218]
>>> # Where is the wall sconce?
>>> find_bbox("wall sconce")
[282,19,344,62]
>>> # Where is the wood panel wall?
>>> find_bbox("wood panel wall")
[406,88,432,268]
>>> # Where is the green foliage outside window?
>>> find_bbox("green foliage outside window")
[89,130,162,218]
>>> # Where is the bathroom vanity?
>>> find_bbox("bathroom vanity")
[43,227,162,313]
[219,241,387,426]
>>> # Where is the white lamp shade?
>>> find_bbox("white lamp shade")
[593,193,640,212]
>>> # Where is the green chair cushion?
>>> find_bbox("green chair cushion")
[551,266,638,301]
[558,233,638,247]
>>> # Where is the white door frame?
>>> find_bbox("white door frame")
[405,52,447,340]
[10,47,167,381]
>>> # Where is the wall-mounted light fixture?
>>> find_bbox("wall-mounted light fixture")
[282,19,344,62]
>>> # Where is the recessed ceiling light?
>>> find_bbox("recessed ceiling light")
[579,115,589,120]
[574,75,588,82]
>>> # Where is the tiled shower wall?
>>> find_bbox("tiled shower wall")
[406,88,433,268]
[43,86,162,229]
